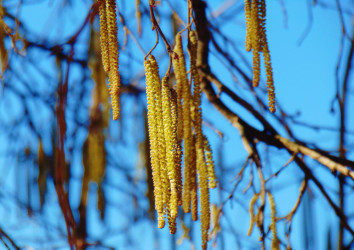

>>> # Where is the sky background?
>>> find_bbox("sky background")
[0,0,353,249]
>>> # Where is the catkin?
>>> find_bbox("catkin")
[170,88,183,205]
[173,33,193,214]
[150,56,169,227]
[203,136,217,189]
[99,1,110,72]
[251,0,261,87]
[197,147,210,250]
[162,77,178,219]
[189,30,214,248]
[105,0,120,120]
[144,57,164,228]
[268,192,280,250]
[173,35,184,143]
[260,0,275,113]
[244,0,276,112]
[190,135,198,221]
[244,0,252,52]
[247,193,259,236]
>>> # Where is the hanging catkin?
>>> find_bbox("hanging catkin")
[172,33,193,214]
[99,1,110,72]
[170,88,183,206]
[245,0,252,52]
[251,0,261,88]
[188,30,211,250]
[268,192,280,250]
[161,77,179,219]
[99,0,121,120]
[144,56,165,228]
[244,0,276,113]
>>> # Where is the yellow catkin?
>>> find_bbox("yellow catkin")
[149,56,169,228]
[260,0,275,113]
[268,192,280,250]
[106,0,120,120]
[244,0,252,52]
[203,136,217,189]
[166,185,177,234]
[264,50,275,113]
[190,135,198,221]
[245,0,276,111]
[251,0,261,87]
[83,133,106,184]
[172,33,185,143]
[99,0,110,73]
[170,88,183,206]
[247,193,259,236]
[162,77,178,219]
[210,204,221,238]
[144,57,164,228]
[173,33,193,214]
[189,31,212,242]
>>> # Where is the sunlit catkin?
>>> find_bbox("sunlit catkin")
[260,0,275,113]
[189,30,212,245]
[197,148,210,250]
[167,192,177,234]
[144,57,164,228]
[99,1,110,73]
[105,0,120,120]
[247,193,259,236]
[251,0,261,87]
[148,56,170,228]
[244,0,252,52]
[173,33,193,214]
[203,136,217,189]
[162,77,178,219]
[268,192,280,250]
[244,0,276,111]
[172,34,185,142]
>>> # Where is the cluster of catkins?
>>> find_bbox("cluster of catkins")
[144,31,217,250]
[99,0,120,120]
[245,0,275,113]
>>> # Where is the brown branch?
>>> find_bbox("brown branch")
[0,227,20,250]
[189,0,354,242]
[291,155,354,236]
[337,21,354,250]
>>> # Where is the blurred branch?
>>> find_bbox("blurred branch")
[0,227,20,250]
